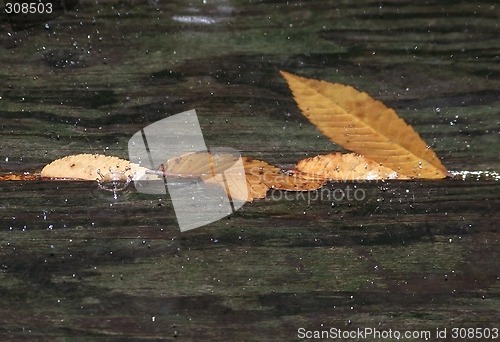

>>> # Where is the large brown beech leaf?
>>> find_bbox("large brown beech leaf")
[280,71,449,179]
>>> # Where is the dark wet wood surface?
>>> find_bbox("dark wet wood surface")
[0,1,499,340]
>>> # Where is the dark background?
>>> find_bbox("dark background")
[0,1,499,340]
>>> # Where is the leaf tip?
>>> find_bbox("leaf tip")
[279,70,293,81]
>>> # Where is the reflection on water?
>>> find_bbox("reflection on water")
[450,170,500,181]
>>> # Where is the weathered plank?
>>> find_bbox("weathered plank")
[0,0,498,340]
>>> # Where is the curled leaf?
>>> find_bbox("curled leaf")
[280,71,449,179]
[204,156,326,202]
[243,157,325,193]
[155,152,267,201]
[202,157,276,202]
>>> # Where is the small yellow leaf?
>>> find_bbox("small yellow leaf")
[161,151,240,178]
[280,71,449,179]
[296,152,408,180]
[40,154,148,180]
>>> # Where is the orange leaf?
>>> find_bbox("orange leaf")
[242,157,325,192]
[0,173,40,181]
[159,152,271,201]
[296,152,409,180]
[200,156,272,202]
[204,156,326,202]
[264,173,327,191]
[280,71,449,179]
[204,172,269,202]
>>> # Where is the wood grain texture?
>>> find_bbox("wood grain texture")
[0,0,498,340]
